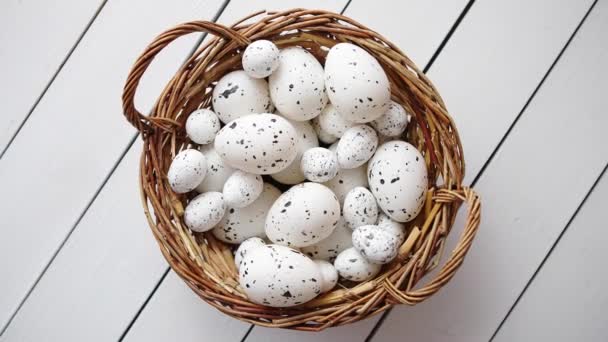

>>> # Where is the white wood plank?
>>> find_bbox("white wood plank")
[0,0,102,151]
[0,0,226,331]
[372,1,607,340]
[495,172,608,341]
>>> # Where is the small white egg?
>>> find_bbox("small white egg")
[334,247,381,282]
[343,187,379,230]
[316,103,356,137]
[184,192,225,232]
[322,164,368,204]
[167,149,207,194]
[196,145,235,193]
[371,101,410,137]
[352,224,400,264]
[300,147,339,183]
[335,125,378,169]
[242,40,280,78]
[314,260,338,293]
[312,116,338,144]
[301,217,352,262]
[212,70,273,123]
[234,237,265,270]
[271,119,319,185]
[185,108,221,144]
[222,171,263,208]
[377,212,406,246]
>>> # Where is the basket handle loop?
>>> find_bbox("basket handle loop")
[122,21,251,134]
[385,187,481,304]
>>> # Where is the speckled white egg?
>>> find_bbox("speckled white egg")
[222,171,263,208]
[325,43,391,123]
[334,247,381,282]
[300,147,339,183]
[213,184,281,244]
[314,260,338,293]
[335,125,378,169]
[242,40,280,78]
[265,182,340,248]
[214,113,298,174]
[352,224,400,264]
[323,164,368,204]
[185,108,221,144]
[377,212,406,246]
[184,191,225,232]
[312,116,338,144]
[167,149,207,194]
[269,47,328,121]
[212,70,273,123]
[239,244,322,307]
[371,101,410,137]
[301,217,352,262]
[368,141,428,222]
[343,187,378,230]
[316,103,356,137]
[196,145,235,193]
[271,119,319,185]
[234,237,265,270]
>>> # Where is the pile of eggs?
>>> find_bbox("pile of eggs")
[167,39,428,308]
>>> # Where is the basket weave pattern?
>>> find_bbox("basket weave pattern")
[122,9,481,331]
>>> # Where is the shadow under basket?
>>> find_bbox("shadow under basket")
[121,8,481,331]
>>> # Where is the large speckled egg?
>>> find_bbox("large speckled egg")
[242,40,280,78]
[316,103,356,137]
[196,145,235,193]
[352,224,400,264]
[214,113,298,174]
[314,260,338,293]
[213,184,281,244]
[271,119,319,185]
[212,70,273,123]
[300,147,338,183]
[167,149,207,194]
[325,43,390,123]
[368,141,428,222]
[371,100,410,137]
[335,125,378,169]
[239,244,322,307]
[334,247,381,282]
[234,237,265,270]
[343,187,378,230]
[269,47,328,121]
[184,192,225,232]
[185,108,221,145]
[265,182,340,248]
[323,163,368,204]
[301,217,352,262]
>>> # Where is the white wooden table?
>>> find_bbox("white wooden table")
[1,0,606,341]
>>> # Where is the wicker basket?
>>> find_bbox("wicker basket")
[121,8,481,331]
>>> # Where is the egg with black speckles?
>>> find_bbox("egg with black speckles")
[352,224,400,264]
[301,217,352,262]
[368,141,428,222]
[265,182,340,248]
[222,170,263,208]
[312,115,338,144]
[316,103,356,137]
[213,184,281,244]
[271,119,319,185]
[269,47,328,121]
[377,212,406,246]
[212,70,273,123]
[185,108,221,144]
[167,149,207,194]
[239,244,323,307]
[325,43,390,123]
[196,145,235,193]
[234,237,265,270]
[300,147,338,183]
[242,40,280,78]
[184,191,225,232]
[334,247,381,282]
[214,113,298,174]
[322,162,368,204]
[371,100,410,137]
[314,260,338,293]
[343,187,378,230]
[335,125,378,169]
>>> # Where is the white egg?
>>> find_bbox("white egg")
[377,212,406,246]
[214,113,298,174]
[234,237,265,270]
[301,217,352,262]
[352,224,401,264]
[371,100,410,137]
[265,182,340,248]
[325,43,391,123]
[167,149,207,194]
[185,108,221,144]
[269,47,328,121]
[314,260,338,293]
[242,40,280,78]
[184,192,225,232]
[316,103,356,137]
[335,125,378,169]
[334,247,381,282]
[212,70,273,123]
[222,171,263,208]
[343,187,378,230]
[196,145,235,193]
[368,141,428,222]
[213,184,281,244]
[322,164,368,204]
[271,119,319,185]
[312,116,338,144]
[300,147,339,183]
[239,244,322,307]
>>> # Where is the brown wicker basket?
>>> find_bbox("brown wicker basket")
[121,8,481,331]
